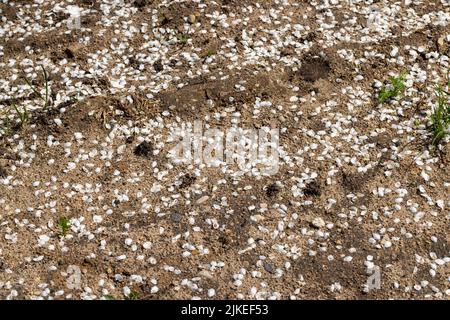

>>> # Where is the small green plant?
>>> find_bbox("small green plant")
[174,32,189,44]
[124,291,139,300]
[103,294,115,300]
[378,71,407,103]
[11,104,29,127]
[23,65,50,110]
[58,217,70,236]
[414,119,421,127]
[206,50,216,57]
[69,94,78,102]
[429,84,450,145]
[0,103,29,136]
[0,116,12,136]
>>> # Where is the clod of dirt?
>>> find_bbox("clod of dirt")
[280,47,295,57]
[302,32,317,42]
[0,166,7,178]
[170,213,182,223]
[134,141,153,158]
[158,71,285,116]
[299,56,331,82]
[64,48,75,59]
[53,11,70,23]
[341,172,364,193]
[436,36,447,53]
[125,136,134,144]
[159,14,170,26]
[179,174,196,188]
[263,263,275,273]
[157,2,197,28]
[303,181,321,197]
[128,57,140,69]
[265,183,280,197]
[311,217,326,229]
[80,0,96,5]
[133,0,148,8]
[153,59,164,72]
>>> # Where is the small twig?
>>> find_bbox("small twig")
[42,65,49,110]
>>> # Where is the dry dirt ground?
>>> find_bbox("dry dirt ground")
[0,0,449,300]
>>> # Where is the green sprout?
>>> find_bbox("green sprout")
[124,291,139,300]
[23,65,50,110]
[206,50,216,57]
[12,104,29,127]
[0,115,12,136]
[0,103,29,136]
[58,217,70,237]
[174,32,189,44]
[69,94,78,102]
[378,71,407,103]
[429,84,450,146]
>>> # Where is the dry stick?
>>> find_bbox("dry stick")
[42,65,49,110]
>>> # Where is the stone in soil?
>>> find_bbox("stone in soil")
[134,141,153,157]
